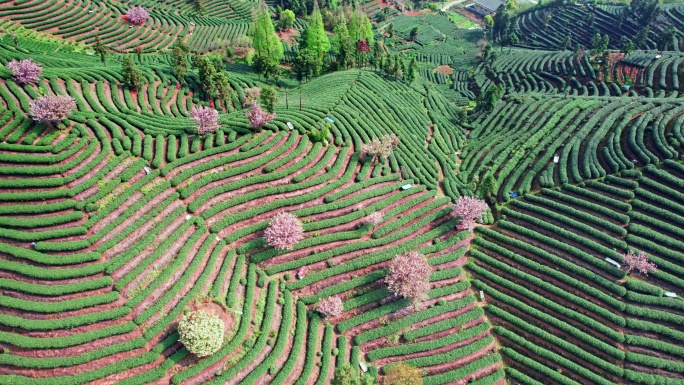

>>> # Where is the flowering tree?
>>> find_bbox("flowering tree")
[356,40,370,54]
[126,6,149,25]
[6,59,42,84]
[622,250,657,275]
[453,196,488,231]
[245,100,276,129]
[29,95,76,126]
[317,296,343,317]
[384,361,423,385]
[264,212,304,250]
[178,310,224,357]
[362,134,399,164]
[190,106,220,135]
[385,251,431,304]
[366,211,384,227]
[242,87,261,106]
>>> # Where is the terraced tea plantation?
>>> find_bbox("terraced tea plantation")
[0,0,683,384]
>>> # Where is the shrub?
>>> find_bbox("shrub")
[177,310,224,357]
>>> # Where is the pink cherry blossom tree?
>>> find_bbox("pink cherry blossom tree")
[126,6,149,25]
[453,196,488,231]
[190,106,220,135]
[264,212,304,250]
[366,211,384,227]
[385,251,431,305]
[317,296,343,317]
[242,87,261,106]
[362,133,399,164]
[6,58,42,85]
[245,100,276,129]
[622,250,657,275]
[29,95,76,126]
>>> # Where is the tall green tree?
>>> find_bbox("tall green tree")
[194,0,205,16]
[121,58,143,89]
[260,87,278,112]
[172,39,190,81]
[348,11,373,45]
[306,5,330,72]
[192,55,217,87]
[93,36,109,67]
[406,56,417,83]
[278,9,295,31]
[252,7,284,78]
[561,35,572,51]
[292,48,319,83]
[622,38,635,57]
[478,173,498,198]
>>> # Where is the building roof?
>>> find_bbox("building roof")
[475,0,504,12]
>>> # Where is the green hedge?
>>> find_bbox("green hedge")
[355,294,475,345]
[472,279,625,358]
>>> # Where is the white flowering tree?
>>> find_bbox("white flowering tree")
[178,310,224,357]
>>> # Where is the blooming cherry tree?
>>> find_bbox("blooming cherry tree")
[6,59,42,84]
[242,87,261,106]
[453,196,488,231]
[385,251,431,304]
[366,211,384,226]
[190,106,220,135]
[362,134,399,164]
[29,95,76,126]
[264,212,304,250]
[622,250,657,275]
[317,296,343,317]
[126,6,149,25]
[178,310,224,357]
[245,100,276,129]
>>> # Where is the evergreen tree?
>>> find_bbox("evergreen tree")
[406,57,417,83]
[409,27,419,42]
[561,35,571,51]
[292,48,319,82]
[260,87,278,112]
[479,84,502,111]
[121,58,143,89]
[291,0,306,16]
[252,7,284,78]
[192,55,216,87]
[209,71,230,103]
[172,39,190,81]
[371,40,384,72]
[478,173,498,198]
[349,11,373,45]
[306,4,330,74]
[622,38,635,57]
[278,9,295,31]
[194,0,205,16]
[93,36,109,67]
